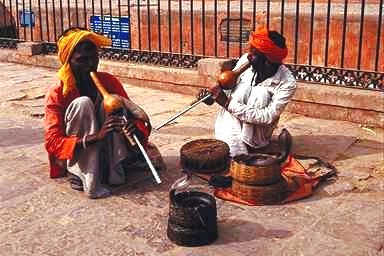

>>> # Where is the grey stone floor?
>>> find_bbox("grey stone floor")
[0,62,383,256]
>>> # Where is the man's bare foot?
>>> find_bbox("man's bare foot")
[88,186,111,199]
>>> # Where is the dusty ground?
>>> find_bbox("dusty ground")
[0,62,383,256]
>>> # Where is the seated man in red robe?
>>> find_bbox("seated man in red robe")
[44,27,151,198]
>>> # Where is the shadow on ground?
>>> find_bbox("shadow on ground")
[112,155,182,195]
[215,219,293,245]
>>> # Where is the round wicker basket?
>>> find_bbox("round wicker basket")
[230,154,283,185]
[180,139,230,173]
[231,179,288,205]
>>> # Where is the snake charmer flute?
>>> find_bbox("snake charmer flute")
[89,71,162,184]
[155,61,251,130]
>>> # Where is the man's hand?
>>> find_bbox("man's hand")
[122,121,136,138]
[122,119,148,147]
[207,84,231,109]
[96,115,125,140]
[196,82,231,108]
[197,88,214,105]
[77,115,127,150]
[213,90,231,108]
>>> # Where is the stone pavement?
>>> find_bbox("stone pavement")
[0,62,383,256]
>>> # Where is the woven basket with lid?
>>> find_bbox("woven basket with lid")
[230,153,284,185]
[231,179,289,205]
[180,139,230,173]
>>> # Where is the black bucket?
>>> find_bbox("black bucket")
[167,190,218,247]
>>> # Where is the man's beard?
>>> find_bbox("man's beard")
[247,54,261,72]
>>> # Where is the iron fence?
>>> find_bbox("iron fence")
[0,0,383,90]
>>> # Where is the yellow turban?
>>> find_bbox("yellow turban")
[57,28,112,96]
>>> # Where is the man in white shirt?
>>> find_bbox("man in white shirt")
[198,28,296,157]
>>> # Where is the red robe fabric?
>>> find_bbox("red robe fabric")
[44,72,150,178]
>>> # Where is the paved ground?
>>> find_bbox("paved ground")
[0,61,383,256]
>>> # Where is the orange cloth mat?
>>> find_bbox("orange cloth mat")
[214,155,326,206]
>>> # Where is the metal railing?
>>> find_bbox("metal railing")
[0,0,383,90]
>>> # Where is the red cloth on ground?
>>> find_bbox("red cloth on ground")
[214,155,320,205]
[44,72,150,178]
[248,27,288,63]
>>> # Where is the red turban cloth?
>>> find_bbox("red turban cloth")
[248,28,288,63]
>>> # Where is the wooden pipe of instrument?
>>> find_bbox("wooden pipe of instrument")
[90,72,162,184]
[89,71,136,146]
[153,61,252,130]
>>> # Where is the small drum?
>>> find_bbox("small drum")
[180,139,230,173]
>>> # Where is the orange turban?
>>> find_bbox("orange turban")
[248,28,288,63]
[57,28,112,96]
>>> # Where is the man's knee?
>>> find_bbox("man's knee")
[72,96,94,109]
[65,96,95,122]
[69,96,94,113]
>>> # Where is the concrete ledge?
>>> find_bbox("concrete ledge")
[286,100,384,128]
[0,48,382,127]
[0,48,60,68]
[16,42,45,56]
[294,82,384,113]
[99,60,206,88]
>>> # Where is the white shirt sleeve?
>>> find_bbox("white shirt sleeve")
[233,53,249,70]
[227,69,296,125]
